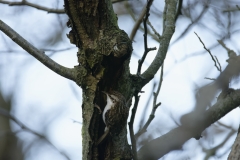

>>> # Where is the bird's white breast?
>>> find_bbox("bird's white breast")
[102,95,114,124]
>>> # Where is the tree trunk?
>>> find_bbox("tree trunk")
[64,0,133,159]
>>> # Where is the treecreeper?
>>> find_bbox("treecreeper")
[97,91,129,145]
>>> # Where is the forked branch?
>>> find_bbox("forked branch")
[141,0,177,86]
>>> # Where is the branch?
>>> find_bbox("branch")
[0,0,65,14]
[147,19,161,40]
[128,94,140,160]
[112,0,130,4]
[137,82,156,131]
[179,55,240,129]
[171,2,208,45]
[137,89,240,160]
[137,0,156,75]
[194,32,221,72]
[0,107,70,160]
[223,5,240,12]
[0,19,76,81]
[126,2,160,42]
[129,2,147,41]
[140,0,177,86]
[135,64,163,139]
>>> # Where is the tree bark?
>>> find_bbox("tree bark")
[64,0,133,159]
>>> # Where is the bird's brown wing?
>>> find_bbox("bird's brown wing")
[105,101,129,135]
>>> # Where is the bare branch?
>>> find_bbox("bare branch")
[195,32,221,72]
[128,94,140,160]
[140,0,177,86]
[216,121,235,130]
[172,2,209,45]
[0,107,70,160]
[214,55,222,72]
[137,82,156,131]
[147,19,161,40]
[180,54,240,127]
[204,77,216,81]
[223,5,240,12]
[129,2,147,41]
[0,0,65,14]
[71,118,82,124]
[137,0,156,75]
[0,107,42,137]
[137,89,240,160]
[126,2,160,42]
[112,0,130,4]
[40,47,75,52]
[0,19,76,81]
[135,64,163,139]
[41,47,76,57]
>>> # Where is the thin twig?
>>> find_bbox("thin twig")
[223,5,240,12]
[204,77,216,81]
[172,3,209,45]
[128,94,140,160]
[0,0,65,14]
[216,121,235,130]
[214,56,222,72]
[41,47,76,57]
[194,32,221,72]
[147,19,161,40]
[70,118,82,124]
[135,64,163,139]
[112,0,130,3]
[40,47,75,52]
[137,0,156,75]
[126,2,160,42]
[129,3,147,41]
[0,107,70,160]
[138,82,156,130]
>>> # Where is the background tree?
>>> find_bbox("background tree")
[0,0,240,160]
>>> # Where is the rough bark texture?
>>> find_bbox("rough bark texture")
[228,129,240,160]
[64,0,133,159]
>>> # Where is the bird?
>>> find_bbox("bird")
[96,91,129,145]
